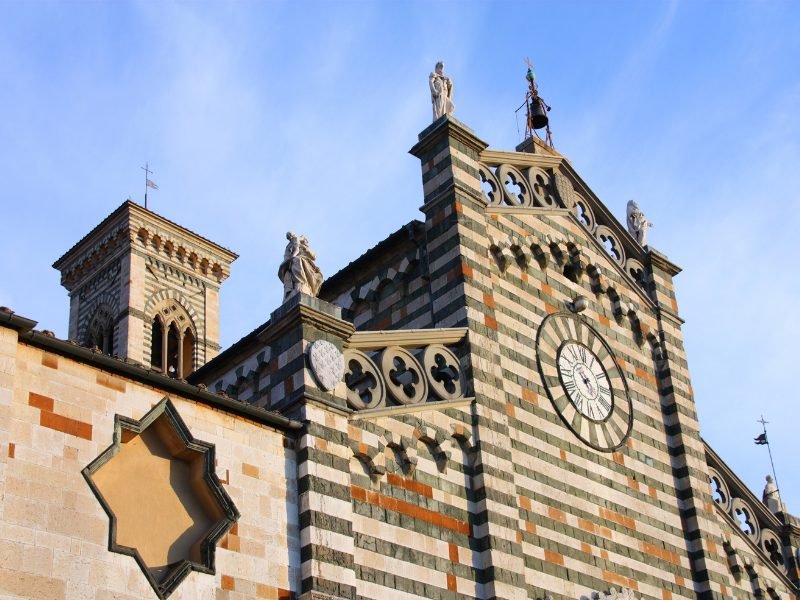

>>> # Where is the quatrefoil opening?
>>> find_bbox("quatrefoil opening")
[423,344,465,401]
[83,398,239,599]
[343,349,385,410]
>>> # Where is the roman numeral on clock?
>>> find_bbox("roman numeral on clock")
[578,346,587,363]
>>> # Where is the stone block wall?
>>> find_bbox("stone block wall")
[347,405,476,600]
[321,224,434,332]
[483,210,695,599]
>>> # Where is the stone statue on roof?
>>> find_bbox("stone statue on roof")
[430,61,454,121]
[762,474,785,514]
[279,232,323,300]
[626,200,652,247]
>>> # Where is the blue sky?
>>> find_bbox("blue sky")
[1,1,798,511]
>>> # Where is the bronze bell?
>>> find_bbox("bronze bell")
[529,97,549,130]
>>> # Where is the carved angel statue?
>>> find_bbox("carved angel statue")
[626,200,652,247]
[278,232,323,300]
[429,61,454,121]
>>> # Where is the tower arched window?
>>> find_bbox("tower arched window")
[85,304,115,355]
[148,301,196,379]
[182,327,195,376]
[150,316,164,371]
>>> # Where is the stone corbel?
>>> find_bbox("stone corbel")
[587,264,607,294]
[723,535,743,580]
[350,441,386,479]
[382,432,417,475]
[414,425,450,473]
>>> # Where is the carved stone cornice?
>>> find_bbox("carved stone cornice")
[418,180,485,213]
[409,114,489,159]
[54,201,238,290]
[58,232,129,291]
[346,327,468,350]
[129,207,237,283]
[260,293,355,347]
[481,148,565,170]
[348,396,474,421]
[648,248,682,277]
[656,305,685,326]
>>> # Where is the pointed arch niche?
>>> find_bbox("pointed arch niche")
[149,300,197,379]
[85,303,115,355]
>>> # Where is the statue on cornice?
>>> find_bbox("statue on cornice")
[430,61,454,121]
[279,232,323,300]
[762,474,785,514]
[626,200,652,247]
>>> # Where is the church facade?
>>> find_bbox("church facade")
[0,114,798,600]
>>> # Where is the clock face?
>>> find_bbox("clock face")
[536,313,633,451]
[557,342,613,421]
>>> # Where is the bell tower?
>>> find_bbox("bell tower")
[53,200,237,377]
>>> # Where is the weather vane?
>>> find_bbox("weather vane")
[754,415,781,496]
[140,162,159,210]
[515,57,554,148]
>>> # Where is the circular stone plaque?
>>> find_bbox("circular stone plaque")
[307,340,344,392]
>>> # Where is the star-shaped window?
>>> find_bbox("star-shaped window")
[83,398,239,599]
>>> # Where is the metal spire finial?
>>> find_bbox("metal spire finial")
[140,162,159,209]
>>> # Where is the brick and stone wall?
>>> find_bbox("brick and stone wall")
[320,224,434,332]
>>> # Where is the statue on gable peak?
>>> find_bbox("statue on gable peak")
[430,61,455,121]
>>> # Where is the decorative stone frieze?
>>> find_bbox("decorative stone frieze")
[478,154,649,275]
[343,342,466,411]
[488,225,650,300]
[350,420,468,481]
